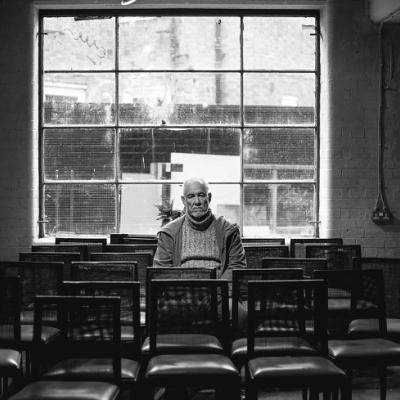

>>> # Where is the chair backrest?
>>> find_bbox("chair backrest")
[262,257,328,278]
[0,276,21,343]
[0,261,64,317]
[353,257,400,318]
[231,268,303,331]
[148,279,229,355]
[110,233,157,244]
[104,244,157,257]
[244,245,290,268]
[314,269,387,336]
[55,237,108,248]
[19,252,81,281]
[242,238,285,245]
[289,238,343,258]
[90,252,152,299]
[33,295,122,381]
[305,244,361,269]
[247,279,328,357]
[70,261,138,282]
[62,281,141,353]
[31,244,96,261]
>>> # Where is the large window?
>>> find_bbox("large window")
[39,11,319,237]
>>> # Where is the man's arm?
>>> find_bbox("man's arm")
[153,231,175,267]
[221,228,246,279]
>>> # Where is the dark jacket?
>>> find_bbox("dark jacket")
[153,214,246,279]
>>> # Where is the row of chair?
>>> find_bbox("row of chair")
[3,266,400,400]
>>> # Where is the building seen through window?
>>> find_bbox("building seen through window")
[40,12,319,237]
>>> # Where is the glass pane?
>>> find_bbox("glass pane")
[43,73,115,125]
[119,128,240,180]
[243,183,314,237]
[119,16,240,70]
[244,128,315,180]
[43,17,115,71]
[244,16,316,70]
[44,128,115,180]
[120,183,240,234]
[119,73,240,125]
[244,73,315,124]
[44,184,116,236]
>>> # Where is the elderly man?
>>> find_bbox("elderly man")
[153,177,246,277]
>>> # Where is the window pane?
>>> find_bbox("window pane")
[44,184,116,235]
[44,73,115,125]
[119,128,240,180]
[244,128,314,180]
[43,17,115,71]
[119,73,240,125]
[243,183,314,237]
[44,128,115,180]
[244,16,316,70]
[244,73,315,124]
[120,183,240,234]
[119,16,240,70]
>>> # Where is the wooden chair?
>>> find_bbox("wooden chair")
[19,252,81,281]
[289,238,343,258]
[110,233,157,245]
[0,262,63,376]
[305,244,361,269]
[104,244,157,258]
[62,281,141,357]
[262,257,328,278]
[143,279,240,400]
[31,244,95,261]
[55,237,107,249]
[70,261,138,282]
[244,244,289,268]
[0,277,23,398]
[244,279,348,400]
[316,269,400,400]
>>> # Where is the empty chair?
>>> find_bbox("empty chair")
[245,279,348,400]
[231,268,307,368]
[289,237,343,258]
[143,279,240,400]
[262,257,328,278]
[32,295,140,398]
[104,244,157,257]
[305,244,361,269]
[350,257,400,341]
[31,244,93,261]
[19,252,81,281]
[316,269,400,400]
[62,281,141,357]
[0,277,23,397]
[70,261,138,282]
[244,244,289,269]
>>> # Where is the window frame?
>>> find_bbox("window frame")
[38,8,320,238]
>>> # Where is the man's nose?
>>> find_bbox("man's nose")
[194,196,201,204]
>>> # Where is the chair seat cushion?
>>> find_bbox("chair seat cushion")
[348,318,400,338]
[42,358,140,381]
[0,349,21,373]
[232,337,316,360]
[141,334,224,354]
[8,381,119,400]
[145,354,239,380]
[328,338,400,365]
[248,356,346,384]
[0,325,60,345]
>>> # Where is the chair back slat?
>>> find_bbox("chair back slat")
[290,238,343,258]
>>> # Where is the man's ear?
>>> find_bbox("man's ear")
[208,192,212,203]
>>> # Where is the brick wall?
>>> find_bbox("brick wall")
[0,0,399,260]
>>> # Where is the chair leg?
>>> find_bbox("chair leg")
[378,366,387,400]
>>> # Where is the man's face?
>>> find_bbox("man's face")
[181,180,211,219]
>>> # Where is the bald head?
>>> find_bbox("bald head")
[181,177,212,219]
